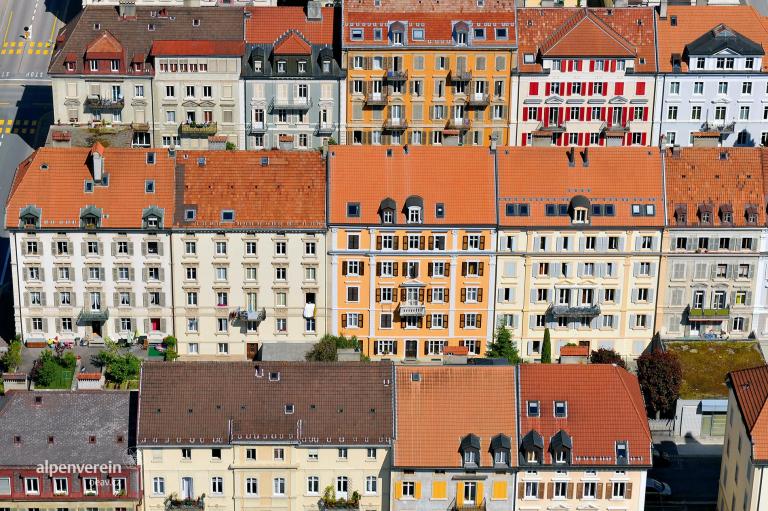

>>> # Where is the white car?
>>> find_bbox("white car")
[646,478,672,497]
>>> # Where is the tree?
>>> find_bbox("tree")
[305,335,362,362]
[636,348,682,419]
[0,341,22,372]
[589,348,627,369]
[486,326,520,364]
[105,353,141,384]
[541,328,552,363]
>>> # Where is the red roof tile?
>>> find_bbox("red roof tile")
[540,10,637,57]
[328,146,497,225]
[519,364,651,467]
[559,345,589,357]
[394,366,517,468]
[246,7,335,45]
[344,0,517,12]
[151,40,244,56]
[728,365,768,460]
[76,372,103,381]
[497,147,664,227]
[85,30,124,58]
[273,31,312,55]
[444,346,469,355]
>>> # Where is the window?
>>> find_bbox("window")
[245,478,258,496]
[53,478,68,495]
[670,81,680,94]
[612,482,626,499]
[152,477,165,496]
[402,481,415,498]
[273,478,286,496]
[583,482,596,498]
[524,481,538,498]
[273,448,285,461]
[367,448,377,459]
[338,448,348,459]
[210,477,223,495]
[306,476,319,495]
[554,401,567,417]
[215,241,227,255]
[528,401,540,417]
[83,478,98,496]
[718,81,728,94]
[112,479,126,496]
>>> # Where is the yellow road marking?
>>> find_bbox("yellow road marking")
[17,41,23,48]
[49,15,57,45]
[34,49,40,55]
[43,49,48,54]
[9,41,15,47]
[0,120,5,125]
[26,49,32,54]
[3,127,9,134]
[37,42,43,47]
[0,49,5,55]
[3,10,12,46]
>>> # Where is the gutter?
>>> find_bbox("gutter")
[653,147,668,337]
[513,365,521,511]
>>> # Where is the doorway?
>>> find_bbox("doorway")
[247,343,258,361]
[405,340,418,359]
[92,321,102,338]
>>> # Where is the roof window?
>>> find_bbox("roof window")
[221,210,235,222]
[554,400,567,418]
[347,202,361,218]
[527,400,540,417]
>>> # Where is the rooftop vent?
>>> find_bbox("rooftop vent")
[720,151,729,160]
[285,404,295,414]
[40,163,48,170]
[34,396,42,405]
[197,157,206,167]
[411,372,421,382]
[269,371,280,381]
[261,157,269,166]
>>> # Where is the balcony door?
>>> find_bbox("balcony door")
[390,104,403,121]
[372,80,383,100]
[693,290,705,309]
[473,80,486,99]
[406,288,419,304]
[181,477,193,499]
[454,105,466,121]
[405,340,418,359]
[549,107,559,125]
[612,107,621,126]
[464,482,477,504]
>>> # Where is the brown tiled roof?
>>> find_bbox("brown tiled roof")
[175,150,326,230]
[444,346,469,355]
[343,12,517,47]
[328,146,497,225]
[150,40,244,56]
[559,345,589,357]
[344,0,516,12]
[656,6,768,72]
[50,6,244,75]
[138,362,394,446]
[273,31,312,55]
[5,147,175,230]
[665,147,766,228]
[246,7,335,45]
[497,147,664,227]
[517,8,657,73]
[394,366,517,468]
[85,30,123,57]
[729,365,768,460]
[519,364,651,467]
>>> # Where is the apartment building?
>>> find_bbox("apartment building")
[170,150,327,360]
[138,361,394,511]
[343,0,517,12]
[658,148,766,341]
[5,144,175,343]
[83,0,260,6]
[392,365,518,511]
[515,8,657,147]
[515,364,651,511]
[49,6,244,149]
[718,365,768,511]
[0,391,141,511]
[243,4,344,150]
[342,10,517,147]
[328,146,497,361]
[654,6,768,148]
[495,147,664,360]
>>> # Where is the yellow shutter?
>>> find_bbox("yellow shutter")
[477,482,484,501]
[457,482,464,506]
[492,481,507,500]
[415,482,422,500]
[433,481,447,499]
[394,481,403,500]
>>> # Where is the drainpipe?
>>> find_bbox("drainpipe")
[653,147,668,338]
[12,232,23,341]
[513,365,521,511]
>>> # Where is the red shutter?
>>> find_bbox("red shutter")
[601,107,607,121]
[578,133,584,146]
[589,60,595,72]
[615,82,624,96]
[607,107,613,124]
[628,107,635,121]
[602,82,608,96]
[537,107,543,121]
[641,133,647,145]
[588,82,593,95]
[643,107,649,121]
[579,107,585,121]
[586,107,592,121]
[566,82,572,96]
[581,82,586,95]
[545,82,551,95]
[610,59,616,72]
[523,107,528,121]
[621,107,628,126]
[635,81,646,95]
[558,107,564,125]
[529,82,539,95]
[577,60,583,71]
[521,133,527,146]
[599,134,605,146]
[543,107,549,127]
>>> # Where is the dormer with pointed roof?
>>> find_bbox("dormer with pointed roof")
[540,9,637,59]
[273,30,312,56]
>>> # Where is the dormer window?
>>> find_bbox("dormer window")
[408,207,421,223]
[277,61,286,74]
[389,22,405,46]
[574,208,587,223]
[490,434,511,467]
[322,60,331,73]
[698,204,714,225]
[404,196,424,224]
[526,451,538,463]
[146,216,159,229]
[616,441,628,464]
[383,210,394,223]
[746,206,758,224]
[80,206,102,230]
[464,450,477,464]
[19,206,41,230]
[520,430,544,465]
[720,204,733,224]
[555,450,567,463]
[454,22,469,46]
[674,205,687,225]
[142,207,163,230]
[550,430,572,465]
[569,195,590,224]
[554,400,567,417]
[460,434,481,468]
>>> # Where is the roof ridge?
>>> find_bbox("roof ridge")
[615,365,653,443]
[541,9,636,56]
[538,8,588,54]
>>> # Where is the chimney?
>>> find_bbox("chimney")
[489,133,498,152]
[118,0,136,18]
[306,0,322,21]
[90,142,105,182]
[659,0,668,19]
[567,147,575,167]
[581,147,589,167]
[671,145,681,159]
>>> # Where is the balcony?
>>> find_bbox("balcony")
[450,498,486,511]
[78,308,109,323]
[249,122,267,133]
[467,92,490,107]
[450,69,473,82]
[179,122,217,137]
[315,122,336,135]
[85,95,124,110]
[165,496,204,511]
[365,92,388,106]
[131,122,150,131]
[231,307,267,325]
[383,117,408,131]
[270,96,313,111]
[688,306,731,322]
[602,121,629,133]
[384,69,408,81]
[547,303,601,318]
[535,121,566,133]
[446,117,471,131]
[701,121,736,134]
[399,300,426,317]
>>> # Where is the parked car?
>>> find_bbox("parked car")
[652,446,672,467]
[646,478,672,497]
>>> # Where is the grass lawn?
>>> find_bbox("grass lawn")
[667,341,764,399]
[36,365,74,389]
[147,346,165,359]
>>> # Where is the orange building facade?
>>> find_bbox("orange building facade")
[328,146,497,360]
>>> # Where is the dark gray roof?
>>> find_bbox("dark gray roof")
[259,342,315,361]
[0,391,137,466]
[686,24,764,57]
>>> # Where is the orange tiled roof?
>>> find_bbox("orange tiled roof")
[175,151,326,230]
[76,372,103,381]
[150,40,244,56]
[246,7,335,45]
[5,147,175,230]
[344,0,517,12]
[85,30,124,58]
[559,345,589,357]
[728,366,768,461]
[444,346,469,356]
[664,148,767,228]
[394,366,517,468]
[656,6,768,73]
[497,147,664,227]
[274,31,312,55]
[343,12,517,47]
[519,364,651,467]
[328,146,497,226]
[517,8,657,73]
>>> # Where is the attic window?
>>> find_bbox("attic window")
[84,180,94,193]
[93,23,100,30]
[192,19,200,27]
[185,209,196,221]
[40,163,48,170]
[527,401,539,416]
[285,404,295,414]
[412,28,424,41]
[197,157,206,167]
[554,400,568,418]
[435,203,445,219]
[347,202,361,218]
[411,372,421,382]
[524,53,535,64]
[221,210,235,222]
[261,157,269,166]
[495,28,508,40]
[616,441,628,464]
[373,28,383,40]
[670,15,678,26]
[148,24,155,31]
[145,180,155,193]
[474,28,485,39]
[350,28,364,40]
[269,372,280,381]
[146,152,155,165]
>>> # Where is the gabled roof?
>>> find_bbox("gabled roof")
[85,30,123,58]
[540,9,636,58]
[728,365,768,461]
[664,147,767,228]
[246,6,335,45]
[328,146,496,226]
[394,366,517,468]
[150,39,244,56]
[656,6,768,72]
[273,30,312,55]
[517,7,657,73]
[138,362,394,447]
[686,23,764,57]
[519,364,652,467]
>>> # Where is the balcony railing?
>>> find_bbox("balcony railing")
[315,122,336,135]
[535,121,566,133]
[548,303,601,318]
[399,300,426,317]
[131,122,150,131]
[603,121,629,133]
[450,498,486,511]
[270,96,313,111]
[450,69,473,82]
[701,121,736,134]
[179,122,217,137]
[249,122,267,133]
[365,92,388,106]
[688,306,731,321]
[85,95,125,109]
[446,117,472,131]
[78,308,109,323]
[384,117,408,131]
[467,92,490,107]
[385,69,408,81]
[165,496,204,511]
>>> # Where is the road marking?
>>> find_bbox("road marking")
[8,41,14,47]
[26,49,32,54]
[0,120,5,125]
[2,10,12,46]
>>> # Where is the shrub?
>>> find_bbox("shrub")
[1,341,22,372]
[589,348,627,369]
[541,328,552,363]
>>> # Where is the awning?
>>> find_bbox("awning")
[701,399,728,413]
[303,303,316,319]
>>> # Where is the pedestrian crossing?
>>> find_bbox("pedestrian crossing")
[0,41,51,56]
[0,119,37,135]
